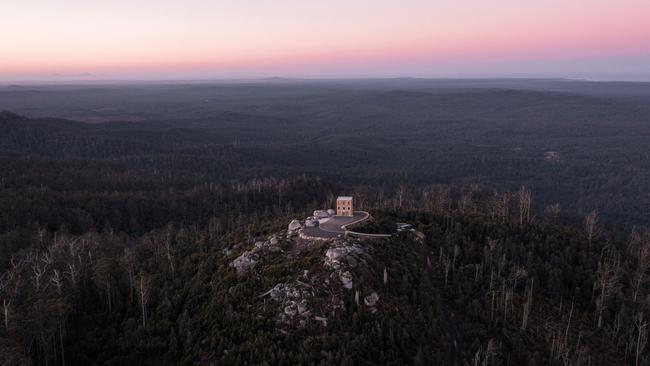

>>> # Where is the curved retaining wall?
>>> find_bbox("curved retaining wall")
[342,211,393,239]
[345,230,392,239]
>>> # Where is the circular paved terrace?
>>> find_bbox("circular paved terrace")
[301,211,369,239]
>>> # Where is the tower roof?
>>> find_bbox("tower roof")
[337,196,353,200]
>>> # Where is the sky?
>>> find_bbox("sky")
[1,0,650,81]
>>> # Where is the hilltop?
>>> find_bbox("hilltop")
[2,200,645,365]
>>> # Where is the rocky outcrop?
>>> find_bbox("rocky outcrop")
[339,271,353,289]
[288,220,302,233]
[298,230,331,241]
[304,217,319,227]
[323,240,366,291]
[264,282,313,324]
[265,278,347,326]
[231,253,257,274]
[324,243,365,270]
[230,235,282,274]
[364,292,379,307]
[313,210,330,219]
[250,233,379,327]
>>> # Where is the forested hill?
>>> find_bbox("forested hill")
[0,111,219,159]
[1,192,648,365]
[2,86,649,226]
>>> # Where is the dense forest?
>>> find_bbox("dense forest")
[1,79,650,365]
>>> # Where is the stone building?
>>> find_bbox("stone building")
[336,196,353,217]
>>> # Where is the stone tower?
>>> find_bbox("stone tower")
[336,196,353,217]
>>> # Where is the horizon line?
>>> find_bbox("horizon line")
[3,75,650,86]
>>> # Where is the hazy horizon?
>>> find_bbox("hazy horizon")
[3,74,650,86]
[3,0,650,82]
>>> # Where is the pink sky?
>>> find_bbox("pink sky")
[2,0,650,80]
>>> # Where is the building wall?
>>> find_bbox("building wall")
[336,198,353,216]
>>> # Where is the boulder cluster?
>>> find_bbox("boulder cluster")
[264,278,346,326]
[269,283,312,322]
[230,235,282,274]
[287,219,302,232]
[322,240,381,313]
[323,241,366,290]
[287,209,337,234]
[232,228,381,327]
[304,217,319,228]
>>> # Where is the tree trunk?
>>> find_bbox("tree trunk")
[3,298,9,331]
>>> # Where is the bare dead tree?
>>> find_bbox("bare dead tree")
[458,188,474,215]
[522,278,534,331]
[549,319,583,366]
[443,255,451,287]
[564,299,574,346]
[504,285,513,322]
[93,257,115,313]
[585,209,601,249]
[497,253,507,280]
[472,339,498,366]
[458,189,471,214]
[452,245,460,271]
[1,259,22,333]
[65,263,78,287]
[509,264,527,290]
[472,346,483,366]
[31,257,48,292]
[137,272,151,329]
[594,248,622,329]
[613,309,623,339]
[377,186,385,209]
[50,269,63,295]
[2,297,10,331]
[483,239,499,273]
[51,268,67,366]
[41,251,52,266]
[485,339,498,366]
[165,228,175,273]
[630,231,650,303]
[496,192,511,223]
[489,267,497,321]
[517,186,532,225]
[353,186,369,210]
[120,248,137,303]
[430,184,451,213]
[488,192,502,220]
[490,289,497,322]
[325,191,335,209]
[65,237,79,258]
[397,183,407,211]
[544,203,562,223]
[0,274,10,332]
[635,312,648,366]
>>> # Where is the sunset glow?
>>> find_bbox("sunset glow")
[2,0,650,80]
